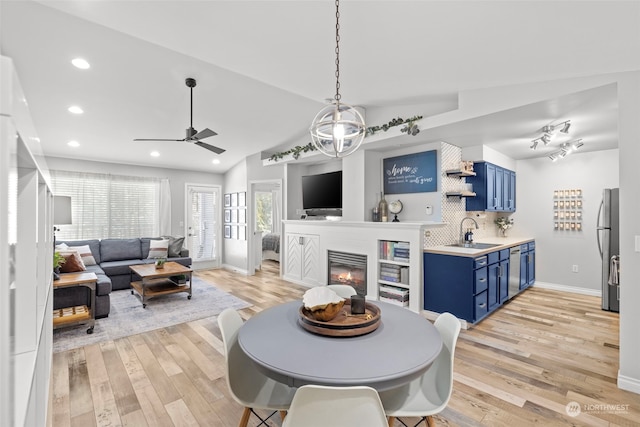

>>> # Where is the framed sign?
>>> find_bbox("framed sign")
[383,150,437,194]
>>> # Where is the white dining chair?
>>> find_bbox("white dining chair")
[327,284,357,298]
[282,385,389,427]
[218,308,297,427]
[380,312,461,427]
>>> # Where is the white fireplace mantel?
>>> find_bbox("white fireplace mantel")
[281,220,445,312]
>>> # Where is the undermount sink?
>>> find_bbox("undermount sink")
[447,242,502,249]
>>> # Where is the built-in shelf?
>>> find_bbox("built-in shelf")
[446,191,476,198]
[445,169,476,178]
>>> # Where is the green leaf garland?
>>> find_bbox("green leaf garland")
[268,115,424,162]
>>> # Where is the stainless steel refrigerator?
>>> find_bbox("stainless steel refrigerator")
[597,188,620,312]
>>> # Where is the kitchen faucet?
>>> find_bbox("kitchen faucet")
[460,217,479,245]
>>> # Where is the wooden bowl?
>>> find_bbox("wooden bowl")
[307,300,345,322]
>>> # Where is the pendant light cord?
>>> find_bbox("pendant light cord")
[334,0,341,103]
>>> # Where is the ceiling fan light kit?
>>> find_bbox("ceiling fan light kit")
[134,77,225,155]
[309,0,366,158]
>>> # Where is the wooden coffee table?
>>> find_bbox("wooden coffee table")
[129,262,193,308]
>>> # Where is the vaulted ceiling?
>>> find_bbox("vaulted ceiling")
[2,1,638,173]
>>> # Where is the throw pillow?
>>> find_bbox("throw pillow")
[163,235,185,258]
[147,239,169,259]
[59,251,87,273]
[70,244,97,266]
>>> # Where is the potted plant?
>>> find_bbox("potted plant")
[155,257,166,269]
[495,217,514,237]
[53,251,66,280]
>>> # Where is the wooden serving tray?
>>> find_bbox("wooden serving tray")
[298,300,381,337]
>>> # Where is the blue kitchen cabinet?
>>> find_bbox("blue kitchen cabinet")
[488,249,509,311]
[520,241,536,290]
[424,248,509,323]
[466,162,516,212]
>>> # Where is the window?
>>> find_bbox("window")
[51,170,161,240]
[255,191,273,233]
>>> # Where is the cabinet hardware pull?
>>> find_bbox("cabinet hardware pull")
[479,278,486,282]
[478,303,486,308]
[299,236,304,245]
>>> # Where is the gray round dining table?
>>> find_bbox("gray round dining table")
[238,300,443,391]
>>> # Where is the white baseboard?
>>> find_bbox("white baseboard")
[618,371,640,395]
[533,281,601,297]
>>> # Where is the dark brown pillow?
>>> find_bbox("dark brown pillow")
[59,251,87,273]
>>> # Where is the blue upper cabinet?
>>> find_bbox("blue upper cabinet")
[465,162,516,212]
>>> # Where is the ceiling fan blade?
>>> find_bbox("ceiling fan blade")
[192,128,217,140]
[133,138,185,142]
[194,141,226,154]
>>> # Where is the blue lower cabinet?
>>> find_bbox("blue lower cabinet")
[424,251,499,323]
[475,291,488,319]
[424,248,513,324]
[520,242,536,290]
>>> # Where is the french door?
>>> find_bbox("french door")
[185,184,221,267]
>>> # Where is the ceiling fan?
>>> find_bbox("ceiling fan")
[134,77,225,154]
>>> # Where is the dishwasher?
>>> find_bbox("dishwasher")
[508,247,521,299]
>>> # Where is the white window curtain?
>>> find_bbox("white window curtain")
[159,178,171,236]
[51,170,162,240]
[272,189,281,233]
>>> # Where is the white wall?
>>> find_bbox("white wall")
[616,72,640,393]
[223,159,248,272]
[45,156,222,238]
[515,149,619,292]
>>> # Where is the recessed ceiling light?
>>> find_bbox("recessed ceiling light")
[67,140,80,147]
[150,151,160,157]
[212,159,220,164]
[68,105,84,114]
[71,58,90,69]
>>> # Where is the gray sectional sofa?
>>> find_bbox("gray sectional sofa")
[55,237,191,318]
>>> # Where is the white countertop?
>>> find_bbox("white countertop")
[424,236,534,257]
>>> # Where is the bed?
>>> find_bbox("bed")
[262,232,280,262]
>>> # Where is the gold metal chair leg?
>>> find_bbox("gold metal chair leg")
[426,415,436,427]
[280,410,287,421]
[388,416,395,427]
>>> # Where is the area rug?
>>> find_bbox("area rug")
[53,276,251,353]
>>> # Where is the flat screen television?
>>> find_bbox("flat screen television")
[302,171,342,214]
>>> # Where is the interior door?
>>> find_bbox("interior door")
[185,184,221,267]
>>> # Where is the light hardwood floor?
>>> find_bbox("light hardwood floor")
[49,261,639,426]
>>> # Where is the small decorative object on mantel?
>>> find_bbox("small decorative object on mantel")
[389,200,403,222]
[495,217,514,237]
[154,258,166,269]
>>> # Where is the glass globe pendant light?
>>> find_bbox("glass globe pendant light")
[310,0,366,158]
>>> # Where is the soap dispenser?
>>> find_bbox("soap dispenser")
[464,228,474,243]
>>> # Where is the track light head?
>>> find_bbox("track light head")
[560,121,571,134]
[541,133,552,145]
[530,139,539,150]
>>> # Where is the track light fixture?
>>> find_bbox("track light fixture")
[530,120,572,150]
[548,139,583,161]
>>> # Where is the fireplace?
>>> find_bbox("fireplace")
[327,250,367,296]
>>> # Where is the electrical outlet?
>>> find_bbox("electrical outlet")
[572,265,579,273]
[425,206,433,215]
[425,230,431,238]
